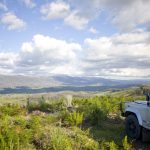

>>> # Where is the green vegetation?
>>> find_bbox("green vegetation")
[0,86,149,150]
[65,111,84,127]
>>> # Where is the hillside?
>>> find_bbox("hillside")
[0,75,150,94]
[0,87,150,150]
[0,75,61,88]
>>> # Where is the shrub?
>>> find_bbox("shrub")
[88,105,106,126]
[74,96,122,118]
[42,115,59,125]
[0,104,26,116]
[35,127,72,150]
[50,128,72,150]
[65,111,84,127]
[99,140,118,150]
[13,116,27,128]
[27,115,41,130]
[27,97,63,113]
[122,136,134,150]
[0,116,33,150]
[70,127,100,150]
[109,141,118,150]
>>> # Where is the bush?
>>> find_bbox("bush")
[0,116,33,150]
[27,97,63,113]
[65,111,84,127]
[0,104,26,116]
[109,141,118,150]
[99,140,118,150]
[0,95,137,150]
[88,105,106,126]
[70,127,100,150]
[74,96,122,118]
[27,115,41,130]
[34,127,72,150]
[122,136,134,150]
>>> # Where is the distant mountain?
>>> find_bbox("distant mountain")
[53,75,150,86]
[0,74,150,94]
[0,75,61,88]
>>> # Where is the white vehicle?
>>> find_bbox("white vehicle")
[122,91,150,142]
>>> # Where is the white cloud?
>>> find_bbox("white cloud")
[112,0,150,31]
[17,34,82,75]
[0,30,150,78]
[0,2,8,11]
[88,68,150,78]
[40,1,70,20]
[64,11,89,29]
[40,1,89,30]
[0,52,17,74]
[21,34,81,59]
[112,29,150,44]
[0,52,17,66]
[1,12,26,30]
[67,0,150,31]
[84,30,150,59]
[39,0,150,31]
[89,27,98,34]
[107,68,150,77]
[22,0,36,8]
[83,29,150,77]
[50,64,83,75]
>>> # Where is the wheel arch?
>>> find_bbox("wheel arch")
[125,109,143,126]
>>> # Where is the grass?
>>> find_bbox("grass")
[90,118,125,145]
[0,86,150,150]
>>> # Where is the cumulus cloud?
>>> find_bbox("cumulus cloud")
[22,0,36,8]
[40,1,90,30]
[17,30,150,77]
[16,34,82,75]
[111,0,150,31]
[82,29,150,77]
[39,0,150,31]
[0,30,150,78]
[40,1,70,20]
[67,0,150,31]
[84,30,150,59]
[20,34,81,62]
[1,12,26,30]
[0,52,18,74]
[64,11,89,29]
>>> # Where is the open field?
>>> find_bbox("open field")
[0,85,150,150]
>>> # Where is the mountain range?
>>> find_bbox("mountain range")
[0,75,150,94]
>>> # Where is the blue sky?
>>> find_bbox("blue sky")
[0,0,150,78]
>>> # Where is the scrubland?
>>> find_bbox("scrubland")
[0,87,150,150]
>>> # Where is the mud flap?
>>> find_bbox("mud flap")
[142,128,150,142]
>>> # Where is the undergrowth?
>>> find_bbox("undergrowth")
[0,95,136,150]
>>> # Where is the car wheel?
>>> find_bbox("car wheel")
[125,114,141,139]
[142,128,150,142]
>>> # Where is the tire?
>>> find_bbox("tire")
[125,114,141,139]
[142,128,150,142]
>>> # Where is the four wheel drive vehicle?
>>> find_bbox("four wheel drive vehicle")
[121,91,150,142]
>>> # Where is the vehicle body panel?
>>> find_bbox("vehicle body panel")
[125,101,150,130]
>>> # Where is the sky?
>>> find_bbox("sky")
[0,0,150,79]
